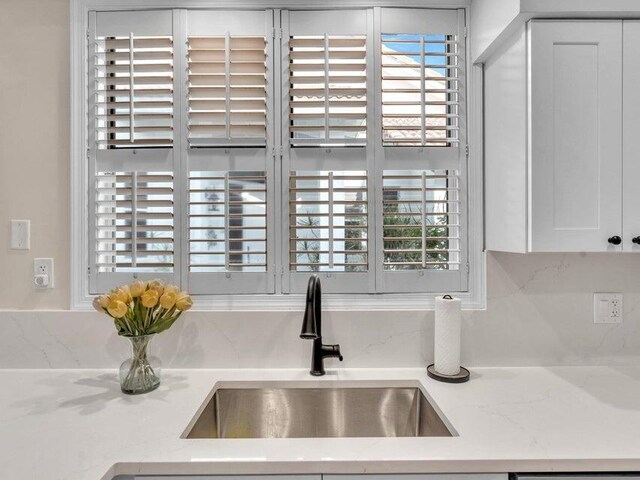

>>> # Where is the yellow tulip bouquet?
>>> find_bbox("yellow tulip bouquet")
[93,279,192,337]
[93,280,192,394]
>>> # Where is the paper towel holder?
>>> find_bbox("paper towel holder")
[428,294,470,383]
[427,364,470,383]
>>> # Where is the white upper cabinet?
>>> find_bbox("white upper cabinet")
[485,20,631,253]
[530,21,622,252]
[623,21,640,252]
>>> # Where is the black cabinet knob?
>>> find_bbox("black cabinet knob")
[633,237,640,245]
[608,236,622,245]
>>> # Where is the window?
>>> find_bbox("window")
[79,5,473,305]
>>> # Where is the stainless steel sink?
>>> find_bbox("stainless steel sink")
[184,381,454,439]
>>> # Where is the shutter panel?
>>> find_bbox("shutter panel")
[93,20,174,148]
[289,35,367,145]
[188,35,267,146]
[95,172,174,270]
[89,11,178,294]
[185,10,275,294]
[283,10,372,293]
[378,168,465,293]
[189,171,267,272]
[289,171,368,271]
[378,8,465,169]
[381,34,460,147]
[375,9,467,293]
[382,170,460,270]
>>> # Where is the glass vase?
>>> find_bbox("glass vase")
[119,334,161,395]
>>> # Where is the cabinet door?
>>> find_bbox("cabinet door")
[623,21,640,251]
[134,476,320,480]
[530,21,623,252]
[324,475,506,480]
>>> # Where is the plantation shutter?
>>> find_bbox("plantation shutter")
[282,10,373,294]
[375,8,467,293]
[185,10,275,294]
[84,7,469,298]
[88,10,178,293]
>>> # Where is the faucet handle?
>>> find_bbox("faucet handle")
[333,344,343,361]
[323,343,343,361]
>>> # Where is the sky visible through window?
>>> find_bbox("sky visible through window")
[382,33,448,75]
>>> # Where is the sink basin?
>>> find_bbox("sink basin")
[184,381,454,439]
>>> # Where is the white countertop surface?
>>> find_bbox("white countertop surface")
[2,366,640,480]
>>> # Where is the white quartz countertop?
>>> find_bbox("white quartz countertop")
[3,367,640,480]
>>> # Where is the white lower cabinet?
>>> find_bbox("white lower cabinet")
[514,476,640,480]
[127,477,320,480]
[325,475,506,480]
[125,474,506,480]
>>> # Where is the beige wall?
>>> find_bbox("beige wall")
[0,0,70,308]
[2,0,639,323]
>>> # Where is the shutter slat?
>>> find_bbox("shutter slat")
[289,99,367,108]
[98,63,173,73]
[102,51,173,62]
[189,99,266,111]
[103,37,172,49]
[102,76,173,86]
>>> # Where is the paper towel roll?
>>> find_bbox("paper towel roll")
[434,295,461,376]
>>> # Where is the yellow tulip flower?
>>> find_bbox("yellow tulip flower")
[141,289,159,308]
[129,280,146,298]
[159,291,177,309]
[92,296,104,312]
[111,286,131,304]
[97,295,110,309]
[176,293,193,311]
[148,279,165,296]
[107,299,128,318]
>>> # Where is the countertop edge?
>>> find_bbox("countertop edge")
[108,459,640,479]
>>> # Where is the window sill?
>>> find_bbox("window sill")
[72,290,486,312]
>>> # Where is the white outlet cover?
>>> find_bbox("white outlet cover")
[33,258,54,289]
[593,293,623,324]
[10,220,30,250]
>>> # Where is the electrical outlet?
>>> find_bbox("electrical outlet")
[593,293,623,324]
[10,220,30,250]
[33,258,54,289]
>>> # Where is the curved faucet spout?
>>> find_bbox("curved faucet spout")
[300,275,321,339]
[300,275,343,376]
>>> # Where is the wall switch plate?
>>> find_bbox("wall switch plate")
[10,220,30,250]
[33,258,54,289]
[593,293,623,324]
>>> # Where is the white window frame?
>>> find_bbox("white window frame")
[70,0,485,311]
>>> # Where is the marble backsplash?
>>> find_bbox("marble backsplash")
[2,251,640,369]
